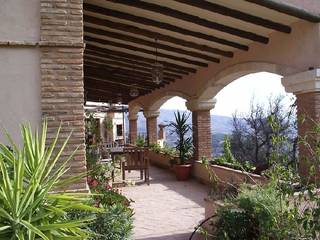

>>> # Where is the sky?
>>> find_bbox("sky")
[160,72,295,117]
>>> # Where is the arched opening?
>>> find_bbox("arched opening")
[136,112,147,142]
[159,96,191,148]
[201,70,296,173]
[198,62,296,100]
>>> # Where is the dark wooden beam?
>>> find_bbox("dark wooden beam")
[86,94,135,104]
[85,87,122,97]
[85,77,153,93]
[84,49,189,75]
[85,44,197,73]
[245,0,320,23]
[84,61,174,83]
[85,67,166,88]
[84,55,183,79]
[84,35,211,66]
[85,67,165,89]
[85,91,134,104]
[84,3,249,50]
[110,0,269,44]
[84,64,173,85]
[175,0,291,33]
[85,86,148,98]
[85,84,150,96]
[84,15,233,58]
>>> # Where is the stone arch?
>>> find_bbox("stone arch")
[128,102,144,119]
[198,61,298,100]
[147,91,191,112]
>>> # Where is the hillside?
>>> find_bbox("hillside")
[133,109,233,135]
[126,109,233,156]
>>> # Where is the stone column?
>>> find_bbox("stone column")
[129,114,138,145]
[186,98,216,162]
[282,69,320,180]
[144,110,160,146]
[40,0,86,190]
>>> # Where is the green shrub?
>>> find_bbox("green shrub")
[68,189,133,240]
[136,135,145,147]
[90,203,133,240]
[212,137,254,172]
[0,122,97,239]
[215,184,295,240]
[149,143,162,153]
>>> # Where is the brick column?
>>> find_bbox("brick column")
[282,69,320,181]
[144,110,160,146]
[40,0,86,190]
[129,114,138,145]
[186,99,216,162]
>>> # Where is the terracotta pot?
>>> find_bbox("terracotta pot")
[174,164,192,181]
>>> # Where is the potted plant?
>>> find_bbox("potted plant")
[168,111,194,180]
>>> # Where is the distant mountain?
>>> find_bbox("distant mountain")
[131,109,233,135]
[125,109,234,156]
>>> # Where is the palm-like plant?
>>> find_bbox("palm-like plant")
[168,111,193,165]
[0,121,98,240]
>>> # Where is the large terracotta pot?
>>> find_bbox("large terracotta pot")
[174,164,192,181]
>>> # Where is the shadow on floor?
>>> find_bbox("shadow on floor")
[124,166,209,208]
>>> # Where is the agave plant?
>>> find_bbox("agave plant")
[168,111,194,165]
[0,121,98,239]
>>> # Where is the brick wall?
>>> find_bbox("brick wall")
[147,117,158,145]
[296,92,320,181]
[129,119,138,144]
[192,110,212,161]
[40,0,86,190]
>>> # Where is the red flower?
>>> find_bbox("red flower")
[91,179,99,188]
[105,184,112,190]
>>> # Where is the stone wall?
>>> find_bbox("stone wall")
[40,0,86,190]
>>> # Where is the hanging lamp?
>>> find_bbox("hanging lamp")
[152,38,163,85]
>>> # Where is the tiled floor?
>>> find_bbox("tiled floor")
[121,166,208,240]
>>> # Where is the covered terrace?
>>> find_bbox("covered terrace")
[81,0,320,178]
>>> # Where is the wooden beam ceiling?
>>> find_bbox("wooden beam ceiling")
[175,0,291,33]
[84,54,184,79]
[83,0,314,104]
[84,64,172,85]
[85,44,197,73]
[84,15,233,58]
[84,3,249,50]
[84,35,212,66]
[108,0,269,44]
[84,49,189,75]
[84,55,183,79]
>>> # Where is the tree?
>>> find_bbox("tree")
[230,95,297,172]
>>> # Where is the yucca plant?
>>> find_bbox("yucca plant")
[0,121,98,240]
[168,111,193,165]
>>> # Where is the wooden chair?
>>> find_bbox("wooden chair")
[122,147,150,185]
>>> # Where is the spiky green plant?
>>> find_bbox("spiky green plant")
[168,111,193,164]
[0,121,98,240]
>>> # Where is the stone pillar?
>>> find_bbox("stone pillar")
[186,99,216,162]
[40,0,86,190]
[144,110,160,146]
[129,114,138,145]
[282,69,320,181]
